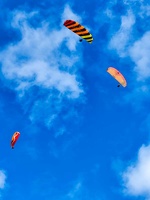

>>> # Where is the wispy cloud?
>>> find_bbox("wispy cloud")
[1,9,82,97]
[129,31,150,81]
[67,181,82,199]
[54,127,66,138]
[123,0,150,18]
[108,3,150,81]
[107,2,150,108]
[61,4,82,24]
[0,5,84,129]
[0,170,6,189]
[122,145,150,199]
[109,10,135,57]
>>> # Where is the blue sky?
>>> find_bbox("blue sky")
[0,0,150,199]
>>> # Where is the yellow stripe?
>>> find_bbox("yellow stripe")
[82,34,93,39]
[86,38,93,42]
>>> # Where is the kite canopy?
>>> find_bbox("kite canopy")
[63,20,93,43]
[11,132,20,149]
[107,67,127,87]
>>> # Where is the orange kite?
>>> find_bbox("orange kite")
[107,67,127,87]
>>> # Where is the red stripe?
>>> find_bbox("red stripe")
[64,20,75,26]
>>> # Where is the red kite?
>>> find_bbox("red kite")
[11,132,20,149]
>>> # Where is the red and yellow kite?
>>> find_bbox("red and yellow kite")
[11,132,20,149]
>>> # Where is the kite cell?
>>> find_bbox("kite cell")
[64,20,93,43]
[107,67,127,87]
[11,132,20,149]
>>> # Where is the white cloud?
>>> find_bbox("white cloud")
[109,11,135,57]
[108,3,150,83]
[61,4,82,24]
[1,9,82,98]
[129,31,150,80]
[122,145,150,199]
[139,5,150,17]
[0,6,84,128]
[108,5,150,104]
[0,170,6,189]
[122,0,150,18]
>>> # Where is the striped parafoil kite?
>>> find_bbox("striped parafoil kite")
[11,132,20,149]
[63,20,93,43]
[107,67,127,87]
